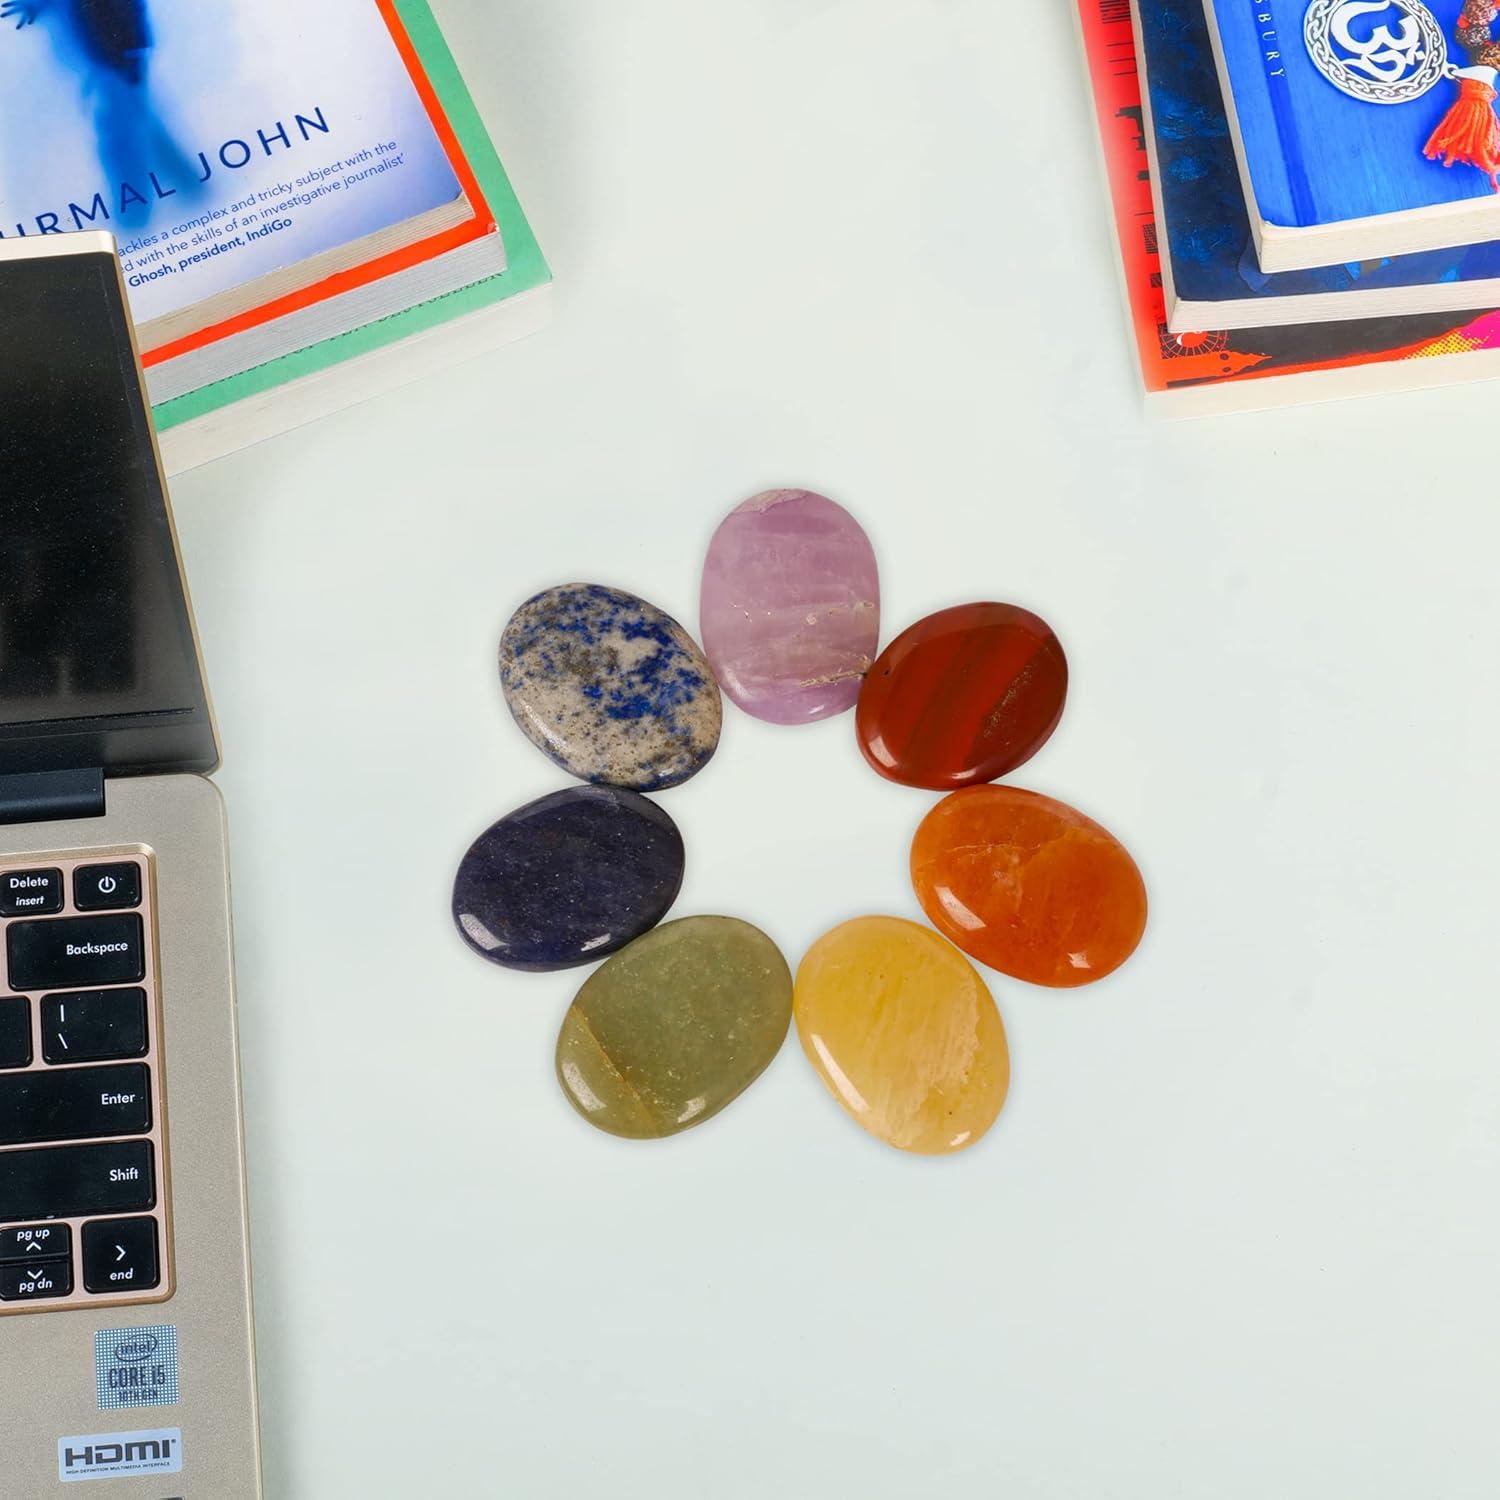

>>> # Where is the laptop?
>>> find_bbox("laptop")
[0,233,262,1497]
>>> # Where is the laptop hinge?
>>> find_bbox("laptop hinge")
[0,769,106,827]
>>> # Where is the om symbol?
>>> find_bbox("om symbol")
[1305,0,1447,102]
[1330,0,1425,80]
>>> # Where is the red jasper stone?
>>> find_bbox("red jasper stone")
[856,603,1067,790]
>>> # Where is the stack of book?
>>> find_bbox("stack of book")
[0,0,549,468]
[1077,0,1500,412]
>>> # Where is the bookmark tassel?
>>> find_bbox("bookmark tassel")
[1424,69,1500,189]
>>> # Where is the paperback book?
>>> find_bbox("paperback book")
[1138,0,1500,329]
[0,0,550,470]
[1204,0,1500,270]
[1078,0,1500,413]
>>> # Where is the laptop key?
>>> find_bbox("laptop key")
[0,1064,151,1146]
[0,869,64,918]
[0,1258,73,1302]
[41,989,148,1064]
[0,998,29,1069]
[0,1224,71,1263]
[82,1217,159,1294]
[74,863,143,913]
[6,914,145,992]
[0,1139,155,1221]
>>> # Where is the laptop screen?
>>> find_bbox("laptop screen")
[0,245,217,778]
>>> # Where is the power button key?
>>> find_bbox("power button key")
[73,864,142,913]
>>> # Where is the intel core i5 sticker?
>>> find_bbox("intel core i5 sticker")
[59,1428,182,1484]
[95,1324,179,1409]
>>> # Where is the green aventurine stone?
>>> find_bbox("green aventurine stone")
[556,916,793,1139]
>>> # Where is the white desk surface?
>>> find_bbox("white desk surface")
[172,2,1500,1495]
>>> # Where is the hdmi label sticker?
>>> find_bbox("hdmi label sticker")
[58,1427,182,1483]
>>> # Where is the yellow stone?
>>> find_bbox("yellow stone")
[793,916,1010,1155]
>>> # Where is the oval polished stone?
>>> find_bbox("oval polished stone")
[699,489,880,724]
[500,583,723,791]
[556,916,792,1139]
[911,786,1147,988]
[452,786,684,972]
[855,602,1067,790]
[794,916,1009,1155]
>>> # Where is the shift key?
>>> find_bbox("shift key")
[0,1140,154,1221]
[6,915,144,992]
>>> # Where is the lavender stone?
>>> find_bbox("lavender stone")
[500,584,722,791]
[699,489,880,725]
[452,785,685,972]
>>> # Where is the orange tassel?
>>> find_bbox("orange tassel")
[1425,77,1500,190]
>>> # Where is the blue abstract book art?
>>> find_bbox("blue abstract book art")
[1205,0,1500,269]
[1140,0,1500,325]
[0,0,551,472]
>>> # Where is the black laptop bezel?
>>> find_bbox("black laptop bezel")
[0,238,220,784]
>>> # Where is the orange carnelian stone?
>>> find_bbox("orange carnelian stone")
[910,786,1147,988]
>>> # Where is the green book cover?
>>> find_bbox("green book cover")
[151,0,550,432]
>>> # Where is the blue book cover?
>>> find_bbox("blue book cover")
[0,0,465,326]
[1145,0,1500,310]
[1210,0,1500,227]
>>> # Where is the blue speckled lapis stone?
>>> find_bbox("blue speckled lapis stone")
[499,583,723,791]
[452,785,685,972]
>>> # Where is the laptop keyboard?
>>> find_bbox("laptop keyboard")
[0,851,170,1314]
